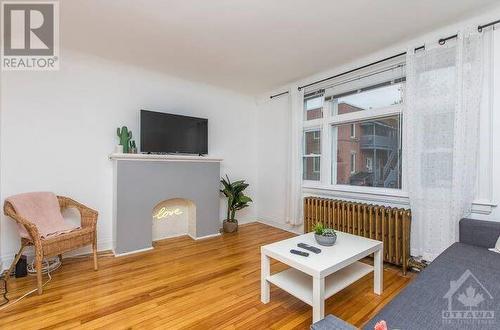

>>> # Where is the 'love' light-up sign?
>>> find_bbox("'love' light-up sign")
[153,207,183,220]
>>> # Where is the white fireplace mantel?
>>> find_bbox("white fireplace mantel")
[109,153,223,163]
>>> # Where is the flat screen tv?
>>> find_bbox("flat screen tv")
[140,110,208,155]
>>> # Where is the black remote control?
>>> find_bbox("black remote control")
[297,243,321,254]
[290,249,309,257]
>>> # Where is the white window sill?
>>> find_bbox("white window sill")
[302,184,409,207]
[301,184,497,215]
[471,199,498,215]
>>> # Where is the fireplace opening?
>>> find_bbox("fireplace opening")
[152,198,196,241]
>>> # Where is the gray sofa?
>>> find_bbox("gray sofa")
[312,218,500,330]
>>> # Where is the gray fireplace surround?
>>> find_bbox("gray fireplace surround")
[110,153,222,255]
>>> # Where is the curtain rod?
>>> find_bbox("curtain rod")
[297,33,461,91]
[269,90,289,99]
[317,67,406,99]
[297,51,407,91]
[270,17,499,96]
[478,19,500,32]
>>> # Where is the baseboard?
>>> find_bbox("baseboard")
[113,246,154,257]
[188,232,221,240]
[256,218,303,235]
[234,218,255,225]
[153,232,188,241]
[65,237,114,257]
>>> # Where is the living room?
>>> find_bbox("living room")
[1,1,500,329]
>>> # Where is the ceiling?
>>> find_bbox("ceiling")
[62,0,498,95]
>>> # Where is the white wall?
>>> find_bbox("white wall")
[0,49,259,266]
[255,6,500,227]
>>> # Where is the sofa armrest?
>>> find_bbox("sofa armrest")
[311,315,357,330]
[459,218,500,248]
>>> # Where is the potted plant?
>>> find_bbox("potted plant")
[313,223,337,246]
[220,175,252,233]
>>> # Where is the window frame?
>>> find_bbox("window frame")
[302,127,322,183]
[302,76,406,198]
[350,151,356,174]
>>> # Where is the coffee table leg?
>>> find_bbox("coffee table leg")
[312,276,325,323]
[374,246,383,295]
[261,252,270,303]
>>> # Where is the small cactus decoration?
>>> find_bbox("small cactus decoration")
[117,126,132,153]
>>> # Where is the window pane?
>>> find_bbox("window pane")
[304,96,323,120]
[333,115,401,189]
[303,129,321,181]
[332,83,403,116]
[304,130,321,155]
[303,157,320,181]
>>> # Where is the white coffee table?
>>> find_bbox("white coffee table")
[261,231,383,323]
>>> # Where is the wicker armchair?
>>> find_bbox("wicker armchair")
[4,196,98,294]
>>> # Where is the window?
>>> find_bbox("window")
[304,95,323,120]
[334,83,403,113]
[303,129,321,181]
[302,62,405,191]
[333,115,402,188]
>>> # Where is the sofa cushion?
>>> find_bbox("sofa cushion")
[459,218,500,249]
[363,242,500,330]
[311,315,357,330]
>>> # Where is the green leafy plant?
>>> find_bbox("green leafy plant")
[314,222,325,235]
[313,223,336,236]
[220,175,252,222]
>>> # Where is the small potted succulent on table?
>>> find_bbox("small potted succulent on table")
[314,223,337,246]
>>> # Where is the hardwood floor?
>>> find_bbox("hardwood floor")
[0,223,413,329]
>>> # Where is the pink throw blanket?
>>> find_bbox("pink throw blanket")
[7,192,79,239]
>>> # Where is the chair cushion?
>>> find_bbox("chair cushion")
[7,192,79,238]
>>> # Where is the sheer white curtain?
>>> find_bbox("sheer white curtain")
[285,87,304,225]
[406,29,484,260]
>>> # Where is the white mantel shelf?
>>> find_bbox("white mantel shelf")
[109,153,223,163]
